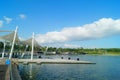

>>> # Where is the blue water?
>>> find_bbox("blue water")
[18,55,120,80]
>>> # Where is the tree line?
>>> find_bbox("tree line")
[0,42,120,54]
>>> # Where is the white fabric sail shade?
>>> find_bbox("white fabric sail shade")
[0,31,20,42]
[21,38,40,47]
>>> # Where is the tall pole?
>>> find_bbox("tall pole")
[21,45,28,58]
[31,32,34,60]
[44,46,48,56]
[2,42,6,58]
[9,27,18,59]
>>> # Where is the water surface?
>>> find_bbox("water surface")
[18,55,120,80]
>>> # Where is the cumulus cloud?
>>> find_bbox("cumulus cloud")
[3,16,12,24]
[0,20,3,27]
[19,14,26,19]
[36,18,120,44]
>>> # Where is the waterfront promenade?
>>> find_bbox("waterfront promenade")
[0,65,9,80]
[0,58,10,80]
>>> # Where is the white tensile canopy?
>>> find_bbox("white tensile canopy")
[0,27,18,59]
[0,29,40,60]
[20,35,41,60]
[21,38,40,47]
[0,31,20,43]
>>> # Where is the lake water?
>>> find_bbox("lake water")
[18,54,120,80]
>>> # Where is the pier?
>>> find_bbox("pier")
[12,58,96,65]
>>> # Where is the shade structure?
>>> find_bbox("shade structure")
[21,38,40,47]
[0,30,13,32]
[0,27,19,59]
[0,32,20,43]
[20,33,41,60]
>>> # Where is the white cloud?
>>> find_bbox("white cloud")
[41,43,80,48]
[0,20,3,27]
[4,16,12,24]
[19,14,26,19]
[19,37,25,41]
[35,18,120,44]
[63,44,80,48]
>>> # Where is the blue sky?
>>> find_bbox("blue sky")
[0,0,120,48]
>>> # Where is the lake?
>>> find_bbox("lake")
[18,54,120,80]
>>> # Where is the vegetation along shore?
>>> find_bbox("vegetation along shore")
[0,42,120,55]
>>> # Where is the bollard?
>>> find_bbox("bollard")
[77,58,79,61]
[68,57,71,60]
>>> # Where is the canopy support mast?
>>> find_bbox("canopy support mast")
[2,42,6,58]
[31,32,34,60]
[9,27,18,59]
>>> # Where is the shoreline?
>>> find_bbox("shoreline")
[85,53,120,56]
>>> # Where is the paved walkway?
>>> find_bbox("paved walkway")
[14,58,96,64]
[0,65,8,80]
[0,58,10,80]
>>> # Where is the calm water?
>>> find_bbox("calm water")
[18,55,120,80]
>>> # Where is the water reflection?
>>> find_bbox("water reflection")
[29,64,33,79]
